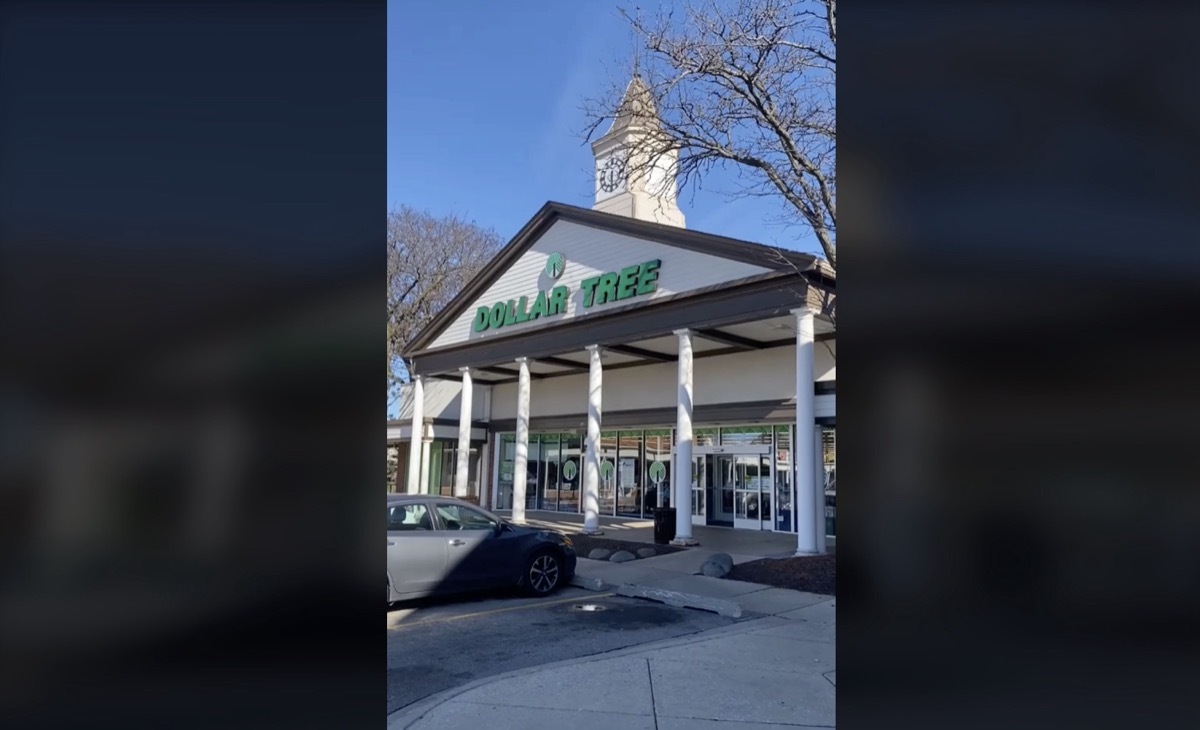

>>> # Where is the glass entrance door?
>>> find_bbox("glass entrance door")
[690,455,707,526]
[733,454,771,530]
[686,445,773,529]
[709,454,736,526]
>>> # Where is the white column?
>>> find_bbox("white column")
[582,345,604,535]
[512,357,531,524]
[793,308,819,555]
[671,329,698,546]
[419,427,432,496]
[405,374,425,494]
[455,367,473,498]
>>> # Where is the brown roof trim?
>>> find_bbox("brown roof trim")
[402,201,828,355]
[550,202,820,272]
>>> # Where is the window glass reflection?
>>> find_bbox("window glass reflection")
[616,430,644,517]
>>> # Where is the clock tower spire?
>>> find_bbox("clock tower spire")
[590,75,685,228]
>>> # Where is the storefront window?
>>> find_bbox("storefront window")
[675,428,716,447]
[427,442,444,494]
[822,425,836,537]
[559,434,581,513]
[496,434,515,510]
[720,425,773,446]
[524,436,542,510]
[386,444,403,493]
[431,443,482,500]
[774,425,793,532]
[615,430,644,517]
[644,429,671,510]
[598,431,618,516]
[540,434,560,512]
[437,444,455,495]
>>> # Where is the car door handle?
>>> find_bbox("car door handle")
[387,541,395,546]
[448,539,466,547]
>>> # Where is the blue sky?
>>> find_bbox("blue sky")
[387,0,821,252]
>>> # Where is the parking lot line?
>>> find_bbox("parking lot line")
[388,592,614,630]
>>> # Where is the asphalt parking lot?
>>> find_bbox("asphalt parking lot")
[386,587,737,715]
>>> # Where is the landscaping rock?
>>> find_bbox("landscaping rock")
[609,550,637,563]
[588,548,612,561]
[709,553,734,571]
[700,553,734,577]
[636,547,658,559]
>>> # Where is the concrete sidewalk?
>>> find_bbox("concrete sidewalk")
[386,597,835,729]
[508,509,823,557]
[387,547,836,729]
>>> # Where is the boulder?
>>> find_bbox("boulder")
[588,548,613,561]
[700,553,734,577]
[609,550,637,563]
[636,547,658,559]
[709,553,734,571]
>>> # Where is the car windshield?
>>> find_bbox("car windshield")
[434,503,497,530]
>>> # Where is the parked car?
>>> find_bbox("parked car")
[386,494,576,605]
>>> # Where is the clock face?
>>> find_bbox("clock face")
[598,155,627,193]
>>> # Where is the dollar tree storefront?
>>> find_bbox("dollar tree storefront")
[491,424,835,536]
[398,202,835,553]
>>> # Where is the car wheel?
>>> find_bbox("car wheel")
[523,550,563,596]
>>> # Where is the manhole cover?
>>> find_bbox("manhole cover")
[571,603,607,612]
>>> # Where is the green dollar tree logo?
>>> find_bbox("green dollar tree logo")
[649,461,666,485]
[545,252,566,279]
[562,460,578,481]
[599,460,614,481]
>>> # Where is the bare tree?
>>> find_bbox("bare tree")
[387,206,502,404]
[583,0,836,271]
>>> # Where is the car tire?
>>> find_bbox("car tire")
[522,549,563,596]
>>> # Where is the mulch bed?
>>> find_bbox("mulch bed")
[569,534,684,559]
[725,555,836,596]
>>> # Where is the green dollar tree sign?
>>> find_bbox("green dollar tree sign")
[545,252,566,279]
[649,461,666,485]
[562,460,578,481]
[599,460,614,482]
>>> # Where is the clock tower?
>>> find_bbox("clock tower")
[591,76,686,228]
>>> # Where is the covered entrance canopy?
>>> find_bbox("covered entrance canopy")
[401,201,834,553]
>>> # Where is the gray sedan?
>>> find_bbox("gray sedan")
[386,494,577,605]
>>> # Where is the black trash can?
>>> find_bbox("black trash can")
[653,508,677,545]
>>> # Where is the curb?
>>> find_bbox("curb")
[386,614,788,730]
[571,571,744,618]
[615,583,743,618]
[569,573,608,591]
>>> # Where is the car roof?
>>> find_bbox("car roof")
[386,493,477,506]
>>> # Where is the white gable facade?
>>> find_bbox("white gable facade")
[428,220,774,351]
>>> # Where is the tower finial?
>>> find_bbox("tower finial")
[633,22,643,79]
[629,7,646,80]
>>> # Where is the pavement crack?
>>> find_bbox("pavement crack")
[646,657,659,730]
